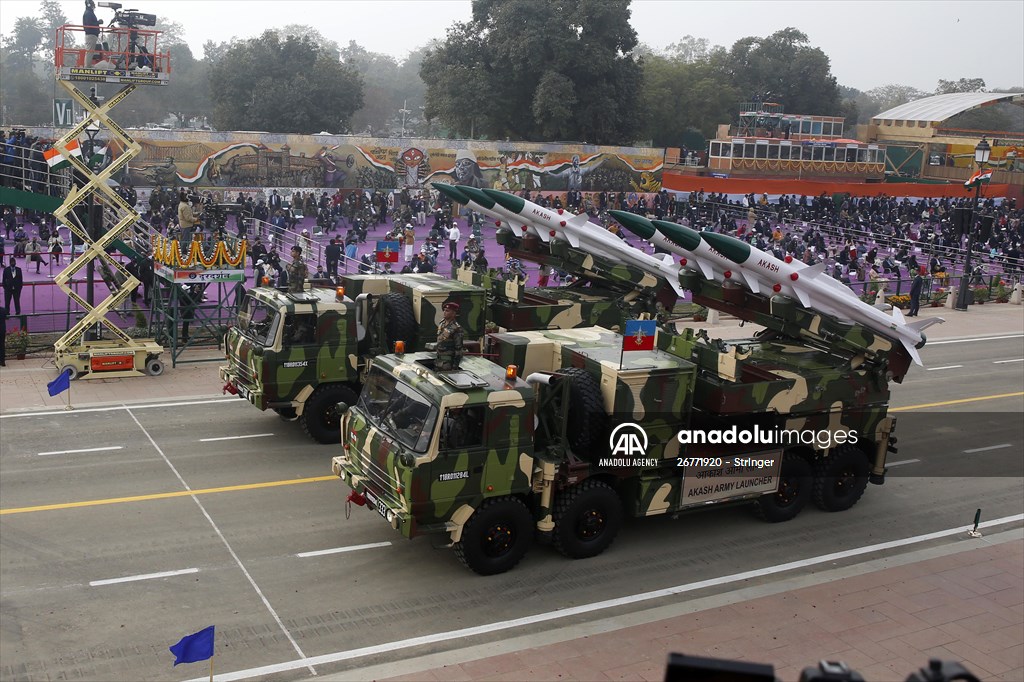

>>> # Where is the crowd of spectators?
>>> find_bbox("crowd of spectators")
[611,189,1023,288]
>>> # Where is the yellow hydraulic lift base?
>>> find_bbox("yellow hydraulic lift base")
[50,23,172,379]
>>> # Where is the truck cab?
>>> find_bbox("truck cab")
[219,274,486,443]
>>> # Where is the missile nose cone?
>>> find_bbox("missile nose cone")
[432,183,470,204]
[609,210,655,239]
[699,231,751,264]
[456,185,495,208]
[653,220,701,252]
[481,188,525,214]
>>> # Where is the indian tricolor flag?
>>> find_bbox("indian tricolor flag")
[964,169,993,189]
[43,139,82,170]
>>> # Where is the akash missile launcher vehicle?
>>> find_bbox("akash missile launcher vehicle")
[219,202,680,443]
[331,189,936,575]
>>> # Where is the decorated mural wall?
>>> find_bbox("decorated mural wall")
[28,128,664,193]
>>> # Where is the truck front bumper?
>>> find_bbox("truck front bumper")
[332,456,416,537]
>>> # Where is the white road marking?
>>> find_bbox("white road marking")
[1,397,244,419]
[926,365,962,371]
[187,513,1024,682]
[964,443,1013,454]
[993,358,1024,364]
[886,459,920,467]
[37,446,123,457]
[928,334,1024,345]
[125,409,316,676]
[90,567,198,587]
[199,433,274,442]
[296,542,391,558]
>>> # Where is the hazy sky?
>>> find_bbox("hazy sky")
[2,0,1022,92]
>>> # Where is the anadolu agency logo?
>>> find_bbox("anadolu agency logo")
[601,423,658,467]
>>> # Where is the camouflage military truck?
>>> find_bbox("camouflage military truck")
[332,324,896,575]
[221,228,682,444]
[219,273,487,443]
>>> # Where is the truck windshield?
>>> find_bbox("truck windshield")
[237,294,280,347]
[358,367,438,453]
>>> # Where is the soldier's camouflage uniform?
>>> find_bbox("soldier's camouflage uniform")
[286,258,308,293]
[435,318,464,370]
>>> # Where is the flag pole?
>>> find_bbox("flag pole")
[209,655,214,682]
[64,368,74,410]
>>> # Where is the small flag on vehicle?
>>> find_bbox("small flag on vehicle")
[375,240,400,263]
[622,319,657,352]
[43,139,82,170]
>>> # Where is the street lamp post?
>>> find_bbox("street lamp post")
[83,120,101,339]
[399,99,412,138]
[954,137,991,311]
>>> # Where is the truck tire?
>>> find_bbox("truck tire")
[275,407,298,421]
[300,384,358,444]
[753,452,812,523]
[381,293,417,352]
[553,480,622,559]
[558,367,607,454]
[453,497,533,575]
[812,445,870,512]
[60,364,80,381]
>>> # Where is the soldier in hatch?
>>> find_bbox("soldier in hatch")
[435,301,464,371]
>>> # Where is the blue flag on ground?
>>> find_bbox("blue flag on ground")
[46,368,72,397]
[169,625,215,665]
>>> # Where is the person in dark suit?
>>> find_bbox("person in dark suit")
[0,304,7,365]
[3,256,23,315]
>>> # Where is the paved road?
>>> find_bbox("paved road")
[0,335,1021,681]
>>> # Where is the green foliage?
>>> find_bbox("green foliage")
[342,41,429,136]
[640,51,738,145]
[421,0,643,144]
[936,77,986,94]
[724,28,842,116]
[208,30,363,134]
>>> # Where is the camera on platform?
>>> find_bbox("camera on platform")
[99,3,157,27]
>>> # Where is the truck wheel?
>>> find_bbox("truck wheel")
[753,453,812,523]
[275,407,298,421]
[558,367,607,454]
[300,384,358,444]
[60,364,80,381]
[553,480,622,559]
[381,293,417,352]
[812,445,870,512]
[453,497,533,575]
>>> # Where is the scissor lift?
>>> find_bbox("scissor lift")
[50,23,171,379]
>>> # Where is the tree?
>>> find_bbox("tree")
[639,50,738,146]
[724,28,842,116]
[207,30,363,134]
[340,40,428,136]
[936,78,986,94]
[421,0,643,144]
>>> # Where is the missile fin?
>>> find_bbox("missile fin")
[799,262,828,277]
[660,253,676,267]
[906,316,944,333]
[561,228,580,247]
[793,287,813,308]
[736,270,761,295]
[901,339,924,366]
[566,213,589,229]
[695,259,716,281]
[891,306,906,325]
[668,277,687,298]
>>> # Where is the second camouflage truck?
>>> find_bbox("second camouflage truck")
[332,324,896,575]
[220,273,487,443]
